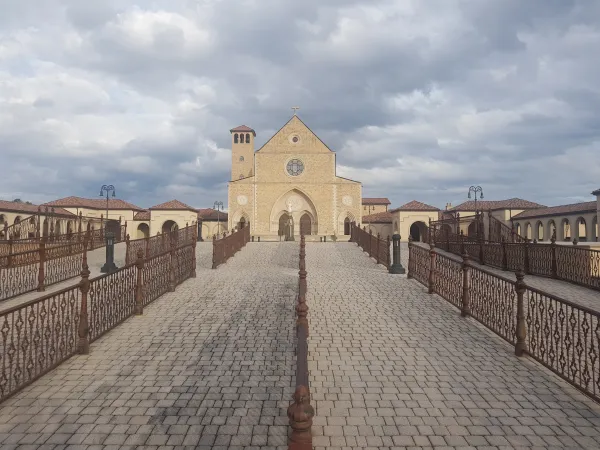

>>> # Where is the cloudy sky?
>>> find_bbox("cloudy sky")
[1,0,599,210]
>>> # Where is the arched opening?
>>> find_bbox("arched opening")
[67,221,73,235]
[245,133,250,143]
[562,218,571,241]
[238,217,247,229]
[410,221,428,242]
[536,221,544,241]
[162,220,178,234]
[14,216,21,224]
[548,220,556,240]
[525,223,532,240]
[576,217,587,242]
[239,156,244,162]
[234,133,239,144]
[593,216,598,241]
[278,213,293,240]
[515,223,521,236]
[28,217,37,238]
[441,224,452,240]
[393,221,399,233]
[300,214,312,236]
[467,221,479,238]
[0,214,5,226]
[343,217,351,236]
[270,189,318,236]
[137,223,149,239]
[54,220,62,236]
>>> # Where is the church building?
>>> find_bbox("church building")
[227,114,362,240]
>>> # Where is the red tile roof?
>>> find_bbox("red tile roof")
[133,211,150,220]
[0,200,74,217]
[43,196,144,211]
[390,200,439,212]
[362,198,391,205]
[362,211,393,224]
[450,198,545,212]
[197,208,228,221]
[150,199,197,212]
[512,201,597,220]
[230,125,256,136]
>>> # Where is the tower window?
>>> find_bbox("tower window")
[239,156,244,162]
[245,133,250,143]
[234,133,239,144]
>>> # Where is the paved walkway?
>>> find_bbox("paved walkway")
[1,242,600,449]
[0,242,297,449]
[309,243,600,449]
[413,242,600,313]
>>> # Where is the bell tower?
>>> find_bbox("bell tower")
[230,125,255,180]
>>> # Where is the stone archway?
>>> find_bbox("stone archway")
[343,217,351,235]
[410,221,428,242]
[300,213,312,236]
[278,213,293,240]
[270,189,318,237]
[162,220,178,234]
[137,223,149,239]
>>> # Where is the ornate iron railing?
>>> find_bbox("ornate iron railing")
[349,222,391,268]
[407,244,600,403]
[124,223,196,265]
[212,226,250,269]
[0,236,197,404]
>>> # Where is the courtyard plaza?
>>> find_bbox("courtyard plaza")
[0,242,598,449]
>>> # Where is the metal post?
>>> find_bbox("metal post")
[515,270,527,356]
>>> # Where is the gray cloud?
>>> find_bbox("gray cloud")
[1,0,599,210]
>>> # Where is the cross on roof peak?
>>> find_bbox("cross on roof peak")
[291,106,300,115]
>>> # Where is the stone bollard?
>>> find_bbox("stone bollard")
[389,234,405,274]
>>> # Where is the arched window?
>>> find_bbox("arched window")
[536,221,544,241]
[239,156,244,162]
[245,133,250,143]
[234,133,239,144]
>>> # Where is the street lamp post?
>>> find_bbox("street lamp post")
[467,186,484,239]
[213,201,224,236]
[100,185,118,273]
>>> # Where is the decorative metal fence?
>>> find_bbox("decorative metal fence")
[348,222,391,269]
[124,223,197,266]
[408,242,600,403]
[287,234,313,450]
[432,235,600,291]
[0,236,196,404]
[212,226,250,269]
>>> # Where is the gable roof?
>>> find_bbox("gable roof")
[390,200,439,212]
[362,198,391,205]
[230,125,256,136]
[362,211,393,224]
[43,196,144,211]
[512,201,597,220]
[133,211,150,220]
[449,198,545,212]
[150,199,197,212]
[255,115,334,153]
[197,208,229,221]
[0,200,74,217]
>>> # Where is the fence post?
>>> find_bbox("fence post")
[37,238,46,292]
[479,237,485,265]
[550,233,558,278]
[125,234,130,265]
[191,226,197,278]
[459,230,465,254]
[523,241,530,275]
[134,249,145,315]
[501,238,508,271]
[288,385,313,450]
[407,236,413,279]
[428,243,435,294]
[515,270,527,356]
[78,244,91,354]
[169,238,176,292]
[386,235,391,268]
[376,233,381,265]
[212,234,217,269]
[461,251,470,317]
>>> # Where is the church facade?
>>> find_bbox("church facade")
[227,115,362,240]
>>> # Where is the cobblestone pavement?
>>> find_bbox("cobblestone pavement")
[309,242,600,449]
[1,243,127,313]
[0,242,297,449]
[413,242,600,313]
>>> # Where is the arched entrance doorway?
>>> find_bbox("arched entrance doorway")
[410,221,428,242]
[343,217,351,235]
[300,214,312,236]
[162,220,178,234]
[238,217,247,230]
[137,223,149,239]
[278,214,293,240]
